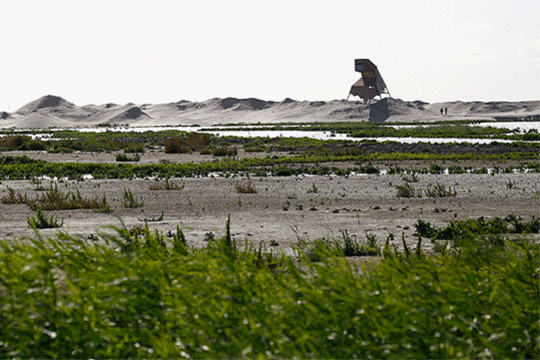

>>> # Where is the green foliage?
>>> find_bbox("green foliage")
[121,187,144,208]
[414,215,540,241]
[0,155,44,165]
[27,208,63,229]
[115,153,140,162]
[123,143,145,153]
[0,222,537,358]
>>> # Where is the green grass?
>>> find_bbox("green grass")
[0,154,539,180]
[0,220,537,358]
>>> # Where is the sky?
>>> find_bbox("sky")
[1,0,539,111]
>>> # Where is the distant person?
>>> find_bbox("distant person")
[440,108,443,116]
[445,107,448,116]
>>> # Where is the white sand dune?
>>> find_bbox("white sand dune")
[0,95,538,129]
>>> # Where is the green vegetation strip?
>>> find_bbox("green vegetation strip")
[0,220,537,358]
[0,153,539,179]
[204,120,540,140]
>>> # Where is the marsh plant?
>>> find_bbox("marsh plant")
[27,208,63,229]
[424,182,456,197]
[401,172,419,183]
[395,183,417,198]
[148,177,185,191]
[122,187,144,208]
[0,187,28,204]
[115,153,140,162]
[26,183,113,213]
[235,181,257,193]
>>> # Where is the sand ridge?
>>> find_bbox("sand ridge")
[1,95,538,129]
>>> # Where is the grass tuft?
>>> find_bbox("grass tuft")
[121,187,144,208]
[235,181,257,193]
[27,208,63,228]
[1,187,28,204]
[395,183,417,198]
[424,182,456,197]
[148,177,185,191]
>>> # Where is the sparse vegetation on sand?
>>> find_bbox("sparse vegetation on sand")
[148,177,184,190]
[115,153,140,162]
[26,183,113,212]
[27,208,63,228]
[0,218,537,358]
[235,181,257,193]
[121,187,144,208]
[1,182,113,213]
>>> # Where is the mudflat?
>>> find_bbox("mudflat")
[1,150,538,253]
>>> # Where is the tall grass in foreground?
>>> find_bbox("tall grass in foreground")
[0,224,537,358]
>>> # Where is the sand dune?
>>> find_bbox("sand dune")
[0,95,538,128]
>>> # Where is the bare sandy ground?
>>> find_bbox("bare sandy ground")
[1,161,538,254]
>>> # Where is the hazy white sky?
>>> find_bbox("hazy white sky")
[1,0,539,111]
